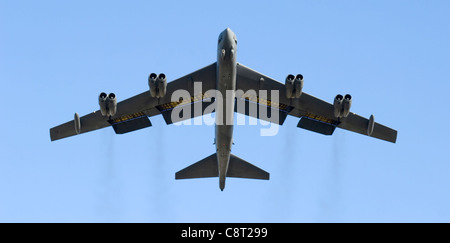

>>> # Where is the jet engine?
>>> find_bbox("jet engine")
[333,94,343,118]
[99,92,108,116]
[285,74,303,99]
[294,74,304,98]
[285,74,295,99]
[106,93,117,116]
[98,92,117,117]
[341,94,352,117]
[333,94,352,118]
[156,73,167,98]
[148,73,157,97]
[148,73,167,98]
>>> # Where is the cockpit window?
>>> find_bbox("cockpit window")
[218,35,222,44]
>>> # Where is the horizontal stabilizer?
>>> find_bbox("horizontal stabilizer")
[227,154,269,180]
[175,153,218,179]
[175,153,269,180]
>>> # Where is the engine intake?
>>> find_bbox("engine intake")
[99,92,108,116]
[333,94,343,118]
[98,92,117,117]
[148,73,167,98]
[107,93,117,116]
[156,73,167,98]
[148,73,157,97]
[285,74,295,99]
[333,94,352,118]
[342,94,352,117]
[285,74,303,99]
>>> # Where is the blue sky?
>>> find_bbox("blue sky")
[1,0,450,222]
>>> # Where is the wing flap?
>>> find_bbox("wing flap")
[297,116,337,135]
[110,114,152,134]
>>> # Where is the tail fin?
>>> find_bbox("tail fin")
[175,153,269,180]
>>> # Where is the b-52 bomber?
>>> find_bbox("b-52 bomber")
[50,28,397,191]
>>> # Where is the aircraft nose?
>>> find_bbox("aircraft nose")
[218,28,236,54]
[223,28,233,38]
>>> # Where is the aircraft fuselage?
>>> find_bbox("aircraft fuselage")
[215,28,237,191]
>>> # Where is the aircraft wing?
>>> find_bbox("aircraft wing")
[235,63,397,143]
[50,63,217,141]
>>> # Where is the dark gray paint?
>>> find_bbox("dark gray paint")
[50,28,397,191]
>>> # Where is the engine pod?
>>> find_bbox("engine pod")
[285,74,295,99]
[156,73,167,98]
[293,74,304,98]
[98,92,108,116]
[333,94,343,118]
[148,73,157,97]
[74,112,81,134]
[107,93,117,116]
[341,94,352,117]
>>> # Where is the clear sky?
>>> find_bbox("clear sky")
[1,0,450,222]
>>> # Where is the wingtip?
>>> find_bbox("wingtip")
[49,128,56,142]
[392,130,398,143]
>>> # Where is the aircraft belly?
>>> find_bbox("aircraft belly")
[215,57,236,190]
